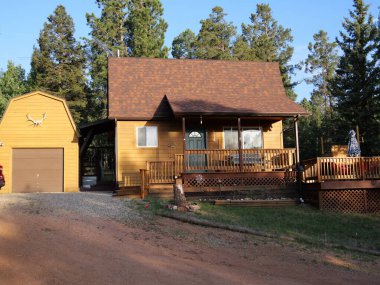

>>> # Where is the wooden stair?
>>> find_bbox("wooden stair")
[113,184,174,199]
[113,186,141,198]
[214,199,299,207]
[148,183,174,199]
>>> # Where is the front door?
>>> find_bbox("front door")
[186,129,206,170]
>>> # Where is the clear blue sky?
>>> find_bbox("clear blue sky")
[0,0,378,101]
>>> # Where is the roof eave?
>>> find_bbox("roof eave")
[171,111,310,118]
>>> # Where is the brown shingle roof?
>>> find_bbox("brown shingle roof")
[108,57,308,119]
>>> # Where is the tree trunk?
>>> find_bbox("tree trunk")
[173,183,187,207]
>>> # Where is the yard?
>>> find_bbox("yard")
[0,192,379,285]
[187,202,380,251]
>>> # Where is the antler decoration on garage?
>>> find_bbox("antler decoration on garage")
[26,113,47,127]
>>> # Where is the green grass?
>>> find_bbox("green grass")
[193,203,380,251]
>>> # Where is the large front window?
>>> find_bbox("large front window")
[223,127,262,149]
[136,126,158,147]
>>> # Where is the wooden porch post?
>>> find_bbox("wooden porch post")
[238,117,243,172]
[294,115,303,195]
[182,117,186,173]
[294,115,300,167]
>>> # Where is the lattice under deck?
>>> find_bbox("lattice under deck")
[319,189,380,213]
[183,172,297,189]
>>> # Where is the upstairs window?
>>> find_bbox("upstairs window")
[137,126,158,147]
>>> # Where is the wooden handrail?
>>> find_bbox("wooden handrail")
[302,156,380,182]
[302,158,318,183]
[175,154,184,176]
[183,148,296,172]
[147,161,175,184]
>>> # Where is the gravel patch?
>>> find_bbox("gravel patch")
[0,192,144,224]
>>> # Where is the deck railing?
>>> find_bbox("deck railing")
[302,156,380,182]
[184,148,296,172]
[302,158,318,182]
[147,161,175,183]
[146,149,296,184]
[175,154,184,176]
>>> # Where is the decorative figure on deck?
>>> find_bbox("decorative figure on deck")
[347,130,361,157]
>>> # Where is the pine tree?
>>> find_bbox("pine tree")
[0,61,28,116]
[171,29,197,59]
[304,30,339,115]
[86,0,168,120]
[195,6,236,60]
[330,0,379,155]
[86,0,129,120]
[30,5,87,123]
[233,4,297,100]
[126,0,169,58]
[300,30,339,154]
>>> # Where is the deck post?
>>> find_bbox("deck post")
[294,115,302,193]
[361,157,365,180]
[237,117,243,172]
[294,115,300,167]
[182,117,186,173]
[317,157,321,183]
[140,169,146,199]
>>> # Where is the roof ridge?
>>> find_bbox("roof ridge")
[108,57,280,65]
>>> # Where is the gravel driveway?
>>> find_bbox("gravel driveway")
[0,192,379,285]
[0,192,142,222]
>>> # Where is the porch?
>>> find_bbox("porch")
[134,114,302,199]
[139,148,298,199]
[302,157,380,213]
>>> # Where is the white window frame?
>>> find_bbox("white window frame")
[223,127,263,149]
[136,126,158,148]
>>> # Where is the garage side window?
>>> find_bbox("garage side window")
[137,126,158,147]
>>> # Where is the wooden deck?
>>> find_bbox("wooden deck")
[135,149,299,199]
[147,148,296,183]
[302,157,380,213]
[303,156,380,182]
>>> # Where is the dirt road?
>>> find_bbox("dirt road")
[0,193,378,285]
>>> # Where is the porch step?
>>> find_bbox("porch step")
[214,199,299,207]
[148,183,174,199]
[148,183,173,193]
[114,186,141,198]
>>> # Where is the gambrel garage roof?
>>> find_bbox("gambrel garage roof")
[108,57,308,120]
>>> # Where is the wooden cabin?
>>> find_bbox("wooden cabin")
[0,91,79,193]
[81,58,308,198]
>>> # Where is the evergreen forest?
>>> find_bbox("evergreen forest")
[0,0,379,157]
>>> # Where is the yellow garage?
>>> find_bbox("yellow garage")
[0,91,79,193]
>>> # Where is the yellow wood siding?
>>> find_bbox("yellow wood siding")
[116,121,182,186]
[0,91,79,193]
[116,119,283,186]
[263,120,283,149]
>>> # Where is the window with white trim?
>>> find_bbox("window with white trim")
[137,126,158,147]
[223,127,262,149]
